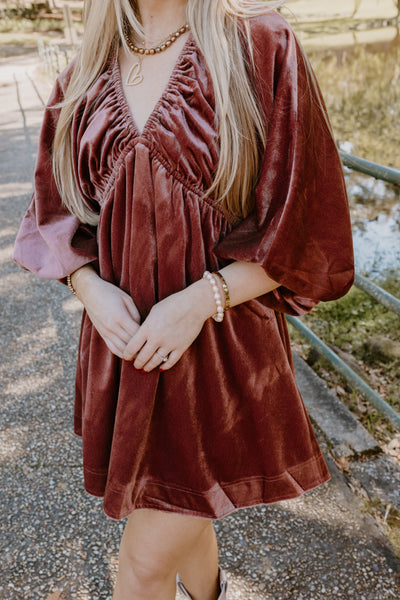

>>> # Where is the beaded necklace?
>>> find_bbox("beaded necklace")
[123,23,190,86]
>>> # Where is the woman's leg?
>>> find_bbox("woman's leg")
[112,508,219,600]
[177,522,220,598]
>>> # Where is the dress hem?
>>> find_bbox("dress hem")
[80,453,331,521]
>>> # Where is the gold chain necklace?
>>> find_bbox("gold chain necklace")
[123,23,190,87]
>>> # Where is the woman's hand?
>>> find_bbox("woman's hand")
[72,261,280,368]
[71,266,141,359]
[123,279,216,372]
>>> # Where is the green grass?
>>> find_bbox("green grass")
[302,275,400,350]
[289,273,400,439]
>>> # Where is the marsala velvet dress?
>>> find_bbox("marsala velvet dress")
[14,13,354,520]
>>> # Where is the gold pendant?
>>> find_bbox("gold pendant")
[126,59,144,86]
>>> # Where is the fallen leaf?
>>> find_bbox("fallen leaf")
[46,591,61,600]
[335,385,347,396]
[388,438,400,451]
[335,455,350,472]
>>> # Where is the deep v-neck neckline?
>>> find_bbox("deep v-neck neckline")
[112,33,194,138]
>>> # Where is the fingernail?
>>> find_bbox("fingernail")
[132,365,139,370]
[159,368,164,372]
[140,369,147,374]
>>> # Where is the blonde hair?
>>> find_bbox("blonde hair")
[53,0,284,224]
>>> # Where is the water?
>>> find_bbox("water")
[286,2,400,278]
[348,172,400,277]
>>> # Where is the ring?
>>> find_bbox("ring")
[156,350,168,363]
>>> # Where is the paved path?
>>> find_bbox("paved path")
[1,53,399,600]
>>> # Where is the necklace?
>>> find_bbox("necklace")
[123,23,190,87]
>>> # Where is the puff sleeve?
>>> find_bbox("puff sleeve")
[13,64,98,280]
[215,15,354,315]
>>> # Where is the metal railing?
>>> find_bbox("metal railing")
[354,273,400,318]
[37,38,72,80]
[289,153,400,431]
[339,152,400,187]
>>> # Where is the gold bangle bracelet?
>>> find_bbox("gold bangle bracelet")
[66,273,78,296]
[213,271,230,311]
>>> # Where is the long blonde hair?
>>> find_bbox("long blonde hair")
[53,0,284,224]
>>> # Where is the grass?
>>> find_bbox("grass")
[309,44,400,168]
[360,498,400,559]
[387,507,400,560]
[289,273,400,444]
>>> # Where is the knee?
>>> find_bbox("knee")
[118,547,176,597]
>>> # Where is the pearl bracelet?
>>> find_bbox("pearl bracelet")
[203,270,224,322]
[67,273,78,296]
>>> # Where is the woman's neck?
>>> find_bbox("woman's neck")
[135,0,188,40]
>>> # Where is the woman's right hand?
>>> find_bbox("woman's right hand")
[71,266,141,359]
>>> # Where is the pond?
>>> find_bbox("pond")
[286,0,400,278]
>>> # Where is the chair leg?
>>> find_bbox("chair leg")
[177,566,228,599]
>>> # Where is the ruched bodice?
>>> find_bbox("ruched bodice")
[78,37,220,208]
[14,12,354,520]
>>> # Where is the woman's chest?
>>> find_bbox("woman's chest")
[75,47,220,202]
[117,34,191,136]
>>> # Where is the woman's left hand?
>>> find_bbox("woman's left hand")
[122,280,216,371]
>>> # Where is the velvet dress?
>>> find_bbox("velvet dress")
[13,12,354,520]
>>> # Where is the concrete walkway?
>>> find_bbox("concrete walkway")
[1,53,399,600]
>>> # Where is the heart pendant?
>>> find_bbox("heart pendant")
[126,61,144,86]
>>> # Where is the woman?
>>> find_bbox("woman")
[13,0,354,599]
